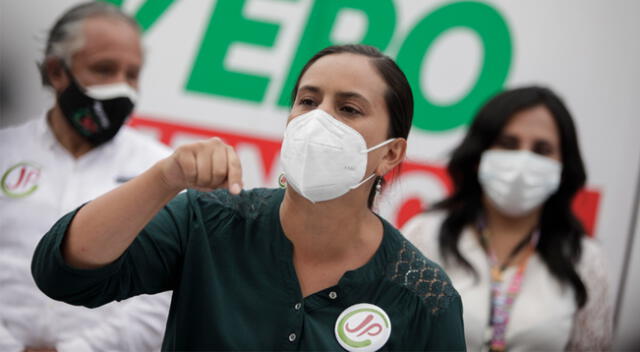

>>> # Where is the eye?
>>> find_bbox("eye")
[91,63,116,76]
[532,140,554,156]
[297,97,317,107]
[494,135,519,150]
[126,69,140,82]
[340,105,362,116]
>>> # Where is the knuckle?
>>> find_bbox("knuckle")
[185,165,197,177]
[209,137,224,146]
[198,171,212,184]
[175,145,188,155]
[212,169,227,180]
[230,157,242,169]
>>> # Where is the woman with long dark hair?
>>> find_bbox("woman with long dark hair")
[32,44,465,351]
[403,86,612,351]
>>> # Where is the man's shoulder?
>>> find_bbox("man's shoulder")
[0,118,40,142]
[0,119,46,168]
[384,233,459,316]
[114,126,172,158]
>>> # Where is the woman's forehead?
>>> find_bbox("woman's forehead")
[299,53,387,100]
[503,105,559,140]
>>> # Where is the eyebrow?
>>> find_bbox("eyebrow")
[297,85,321,95]
[297,85,371,105]
[336,91,369,103]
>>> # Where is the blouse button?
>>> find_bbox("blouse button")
[294,302,302,310]
[288,333,297,342]
[329,291,338,299]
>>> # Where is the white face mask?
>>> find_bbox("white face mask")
[478,149,562,217]
[280,109,394,203]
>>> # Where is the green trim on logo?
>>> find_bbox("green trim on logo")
[278,173,287,188]
[337,308,390,348]
[1,163,40,198]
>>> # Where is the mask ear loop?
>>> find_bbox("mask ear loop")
[361,138,396,153]
[350,138,397,190]
[60,64,85,91]
[349,173,377,190]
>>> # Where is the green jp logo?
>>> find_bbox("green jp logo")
[103,0,512,132]
[1,162,41,198]
[334,303,391,352]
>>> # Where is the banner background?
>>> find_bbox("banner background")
[1,0,639,348]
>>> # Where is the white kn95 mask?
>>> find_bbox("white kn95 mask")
[478,149,562,216]
[280,109,394,203]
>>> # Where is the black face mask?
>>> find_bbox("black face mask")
[57,69,137,146]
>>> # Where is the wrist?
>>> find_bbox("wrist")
[150,160,183,196]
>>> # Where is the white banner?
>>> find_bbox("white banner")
[2,0,639,347]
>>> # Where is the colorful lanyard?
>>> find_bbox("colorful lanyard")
[477,223,540,352]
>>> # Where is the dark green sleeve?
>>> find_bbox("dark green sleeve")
[31,192,192,308]
[426,294,466,351]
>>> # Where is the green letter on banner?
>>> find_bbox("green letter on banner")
[397,1,512,131]
[277,0,396,107]
[186,0,280,103]
[98,0,175,32]
[99,0,124,7]
[134,0,175,32]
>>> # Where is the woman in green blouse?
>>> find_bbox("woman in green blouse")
[32,44,465,351]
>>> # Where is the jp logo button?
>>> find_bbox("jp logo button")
[1,162,42,198]
[334,303,391,352]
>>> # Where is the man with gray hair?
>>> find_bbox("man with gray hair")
[0,2,171,351]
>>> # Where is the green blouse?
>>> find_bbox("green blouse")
[32,188,465,351]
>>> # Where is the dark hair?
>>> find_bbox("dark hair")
[290,44,414,208]
[434,86,588,308]
[39,2,139,86]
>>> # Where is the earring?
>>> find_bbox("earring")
[375,177,383,193]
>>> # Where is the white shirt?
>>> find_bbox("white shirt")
[402,211,613,351]
[0,115,173,352]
